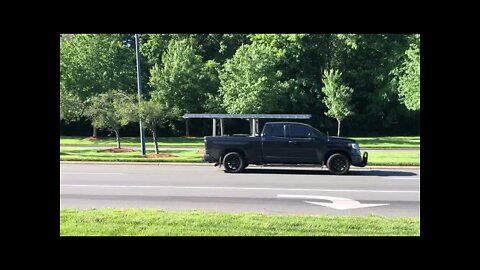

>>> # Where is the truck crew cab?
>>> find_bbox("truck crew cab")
[203,122,368,175]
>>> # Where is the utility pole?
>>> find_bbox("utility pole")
[135,34,146,156]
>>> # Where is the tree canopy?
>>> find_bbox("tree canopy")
[219,42,287,114]
[83,90,136,148]
[392,35,420,111]
[61,34,420,137]
[148,39,212,118]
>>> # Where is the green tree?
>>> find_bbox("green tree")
[148,39,210,119]
[192,34,251,64]
[332,34,415,134]
[60,34,137,136]
[248,34,314,113]
[60,34,421,137]
[219,42,287,113]
[392,35,420,111]
[60,84,84,123]
[321,69,354,136]
[202,60,223,113]
[140,34,172,69]
[138,99,178,154]
[84,90,136,149]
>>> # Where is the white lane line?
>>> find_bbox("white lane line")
[382,177,420,180]
[60,184,419,193]
[61,173,124,175]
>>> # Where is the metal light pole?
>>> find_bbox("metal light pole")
[135,34,146,156]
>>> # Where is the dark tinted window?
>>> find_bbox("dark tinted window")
[289,125,313,138]
[264,124,285,137]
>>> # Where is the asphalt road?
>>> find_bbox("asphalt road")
[60,164,420,217]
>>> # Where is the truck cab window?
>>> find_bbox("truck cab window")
[264,124,285,138]
[289,125,314,138]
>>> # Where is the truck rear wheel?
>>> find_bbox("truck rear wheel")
[327,153,350,175]
[223,152,245,173]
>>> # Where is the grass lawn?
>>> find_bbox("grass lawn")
[60,209,420,236]
[353,136,420,149]
[367,151,420,166]
[60,136,204,147]
[60,136,419,149]
[60,148,202,162]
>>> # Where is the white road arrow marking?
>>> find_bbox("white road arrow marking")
[277,194,389,210]
[382,177,420,180]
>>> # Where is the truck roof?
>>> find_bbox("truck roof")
[265,121,311,126]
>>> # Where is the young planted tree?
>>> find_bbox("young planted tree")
[321,69,354,136]
[84,90,136,149]
[138,99,176,154]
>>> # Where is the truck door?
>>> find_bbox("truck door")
[286,124,319,164]
[261,123,296,163]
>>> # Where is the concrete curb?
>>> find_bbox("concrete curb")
[60,161,209,166]
[59,161,419,169]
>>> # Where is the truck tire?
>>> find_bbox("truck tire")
[223,152,245,173]
[327,153,350,175]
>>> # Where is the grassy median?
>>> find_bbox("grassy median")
[60,209,419,236]
[59,148,419,166]
[60,136,204,147]
[60,148,201,162]
[367,151,420,166]
[353,136,420,149]
[60,136,420,149]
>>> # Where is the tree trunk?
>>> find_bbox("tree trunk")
[92,126,97,138]
[337,119,341,137]
[152,130,159,154]
[115,129,121,149]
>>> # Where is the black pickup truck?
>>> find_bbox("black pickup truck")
[203,122,368,175]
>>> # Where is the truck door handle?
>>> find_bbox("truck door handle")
[288,141,296,144]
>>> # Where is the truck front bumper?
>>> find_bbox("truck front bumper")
[352,152,368,167]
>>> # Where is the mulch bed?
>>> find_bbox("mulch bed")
[84,136,101,141]
[97,148,136,153]
[96,148,178,157]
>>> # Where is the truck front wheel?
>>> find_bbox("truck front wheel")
[223,152,245,173]
[327,153,350,175]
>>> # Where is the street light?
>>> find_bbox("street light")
[135,34,146,156]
